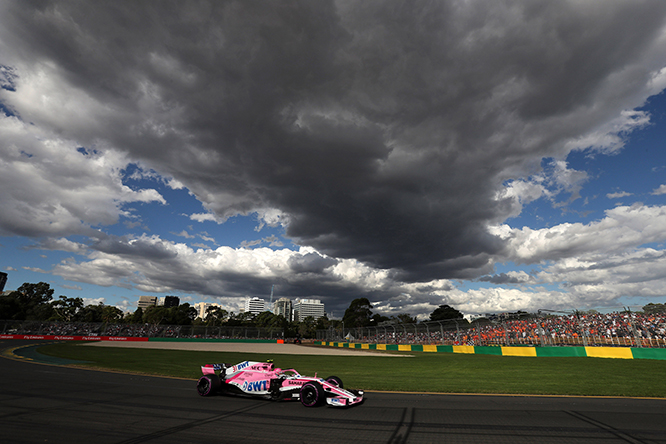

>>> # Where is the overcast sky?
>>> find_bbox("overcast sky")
[3,0,666,318]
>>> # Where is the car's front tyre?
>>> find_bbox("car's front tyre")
[197,375,221,396]
[300,381,325,407]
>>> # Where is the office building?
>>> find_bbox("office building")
[244,297,266,316]
[137,296,158,309]
[274,297,293,322]
[163,296,180,308]
[293,299,325,322]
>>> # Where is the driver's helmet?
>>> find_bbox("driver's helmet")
[262,361,275,371]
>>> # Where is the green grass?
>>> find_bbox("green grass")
[37,343,666,398]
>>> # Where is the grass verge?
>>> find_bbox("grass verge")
[37,342,666,398]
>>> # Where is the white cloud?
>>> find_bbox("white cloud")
[81,297,105,306]
[254,208,290,231]
[607,191,633,199]
[189,213,220,223]
[0,115,165,237]
[652,184,666,195]
[491,204,666,264]
[495,179,548,221]
[32,238,88,254]
[564,110,652,155]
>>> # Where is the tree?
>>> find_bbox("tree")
[284,320,300,338]
[101,305,124,323]
[76,303,105,322]
[128,307,144,324]
[343,298,374,328]
[175,303,197,325]
[143,304,196,325]
[643,303,666,314]
[1,282,55,320]
[143,306,168,325]
[226,311,254,326]
[370,313,389,325]
[16,282,54,306]
[204,306,229,326]
[51,296,84,322]
[299,316,317,338]
[315,315,331,330]
[254,311,285,329]
[429,304,464,321]
[393,313,417,324]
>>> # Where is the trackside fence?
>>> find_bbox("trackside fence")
[0,320,284,340]
[317,310,666,348]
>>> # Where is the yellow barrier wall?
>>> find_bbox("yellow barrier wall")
[501,346,537,357]
[313,341,666,360]
[453,345,476,354]
[585,346,633,359]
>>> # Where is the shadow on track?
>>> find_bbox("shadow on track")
[1,340,664,443]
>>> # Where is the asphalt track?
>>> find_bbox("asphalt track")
[2,340,666,443]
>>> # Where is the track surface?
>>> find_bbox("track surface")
[2,340,665,443]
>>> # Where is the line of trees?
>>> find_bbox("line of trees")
[0,282,196,325]
[0,282,126,323]
[0,284,466,339]
[341,297,467,328]
[199,305,338,338]
[8,283,662,339]
[0,282,346,338]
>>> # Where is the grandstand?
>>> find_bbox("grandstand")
[317,311,666,348]
[2,310,665,347]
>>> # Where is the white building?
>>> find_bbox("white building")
[293,299,325,322]
[244,297,266,316]
[274,297,293,322]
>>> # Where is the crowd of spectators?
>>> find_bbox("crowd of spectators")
[1,320,282,340]
[9,321,103,337]
[4,311,666,348]
[339,311,666,348]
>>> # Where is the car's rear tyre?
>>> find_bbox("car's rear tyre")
[197,375,221,396]
[325,376,343,388]
[300,381,325,407]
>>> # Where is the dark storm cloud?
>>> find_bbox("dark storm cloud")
[91,236,179,261]
[288,252,339,274]
[3,0,666,283]
[478,273,526,285]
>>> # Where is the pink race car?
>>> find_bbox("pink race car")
[196,360,364,407]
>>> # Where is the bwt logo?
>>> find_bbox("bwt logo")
[242,380,269,392]
[234,361,251,372]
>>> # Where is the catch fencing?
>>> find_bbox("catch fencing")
[0,320,284,340]
[317,310,666,348]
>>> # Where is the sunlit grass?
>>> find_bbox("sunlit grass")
[38,342,666,397]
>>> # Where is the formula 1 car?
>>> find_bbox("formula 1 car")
[197,360,364,407]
